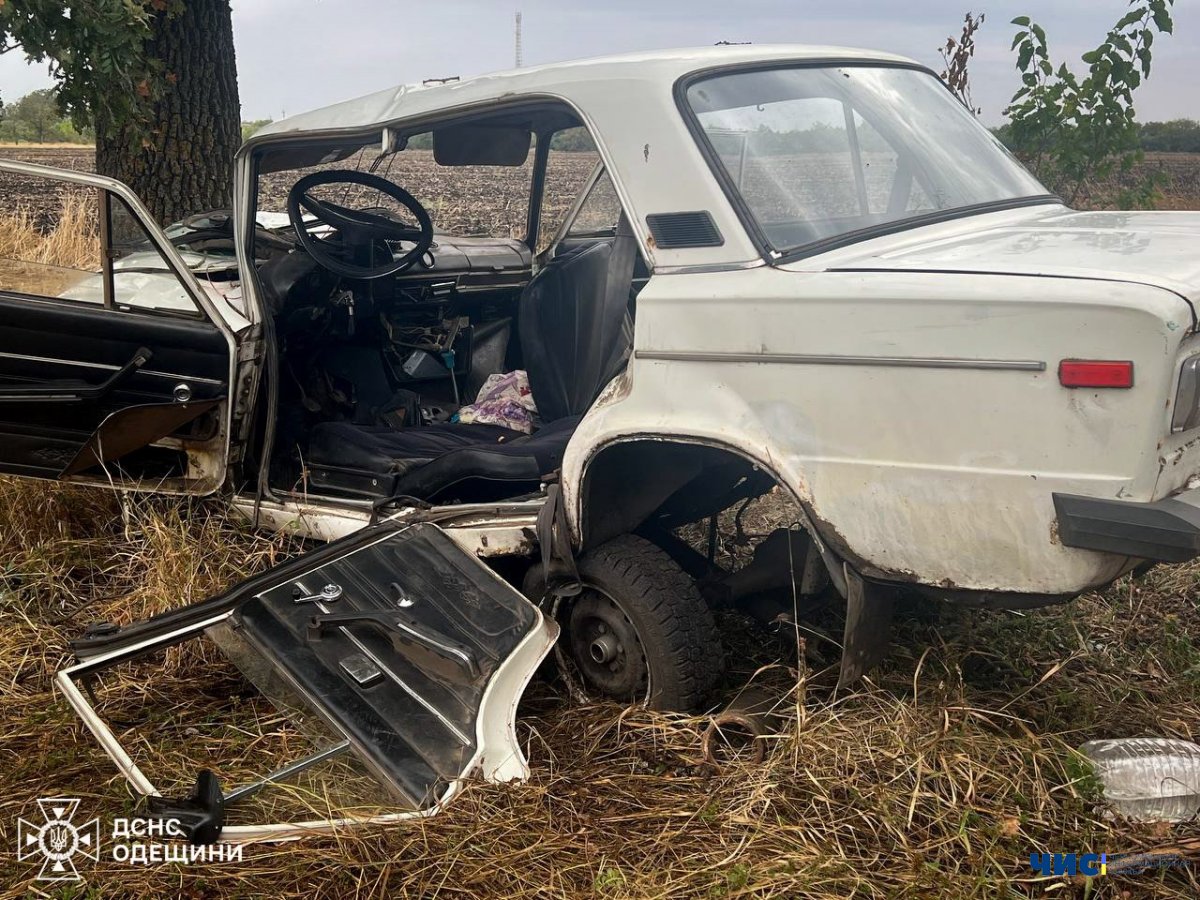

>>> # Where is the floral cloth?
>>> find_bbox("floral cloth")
[453,370,538,434]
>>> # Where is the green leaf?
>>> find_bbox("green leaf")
[1152,7,1173,33]
[1018,42,1034,72]
[1031,23,1046,44]
[1081,49,1102,64]
[1116,10,1145,30]
[1011,31,1028,50]
[1011,15,1032,26]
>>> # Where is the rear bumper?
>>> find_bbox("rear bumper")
[1053,488,1200,563]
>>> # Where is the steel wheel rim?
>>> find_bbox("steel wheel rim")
[551,584,652,706]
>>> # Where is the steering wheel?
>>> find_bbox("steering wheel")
[286,169,434,280]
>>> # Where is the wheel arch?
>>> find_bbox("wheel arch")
[568,432,847,595]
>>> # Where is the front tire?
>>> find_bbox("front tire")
[526,533,724,711]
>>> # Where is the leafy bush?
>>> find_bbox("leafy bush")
[1005,0,1175,207]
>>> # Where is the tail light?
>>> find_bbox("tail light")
[1058,360,1134,389]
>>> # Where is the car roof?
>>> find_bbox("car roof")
[250,44,920,142]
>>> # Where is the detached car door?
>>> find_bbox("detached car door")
[58,520,557,842]
[0,161,237,493]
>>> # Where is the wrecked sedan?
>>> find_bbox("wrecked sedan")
[4,44,1200,840]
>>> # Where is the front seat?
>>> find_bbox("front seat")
[306,221,638,502]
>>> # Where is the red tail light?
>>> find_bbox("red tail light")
[1058,359,1134,388]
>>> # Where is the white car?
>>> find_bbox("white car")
[3,44,1199,841]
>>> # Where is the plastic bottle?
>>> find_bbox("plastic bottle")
[1080,737,1200,822]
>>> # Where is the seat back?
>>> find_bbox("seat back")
[517,219,637,423]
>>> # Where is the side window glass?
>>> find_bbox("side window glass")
[0,171,199,316]
[538,127,599,253]
[568,172,622,237]
[108,195,199,315]
[0,183,103,303]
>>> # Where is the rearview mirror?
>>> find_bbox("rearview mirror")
[433,124,531,166]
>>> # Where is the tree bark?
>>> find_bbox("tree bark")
[95,0,240,225]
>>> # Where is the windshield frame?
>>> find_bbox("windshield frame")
[674,59,1060,265]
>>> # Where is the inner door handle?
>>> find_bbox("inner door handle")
[0,347,153,403]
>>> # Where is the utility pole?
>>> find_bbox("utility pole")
[515,11,524,68]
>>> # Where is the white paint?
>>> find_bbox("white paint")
[563,258,1197,595]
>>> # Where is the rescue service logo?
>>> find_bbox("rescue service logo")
[17,797,246,883]
[1030,851,1192,878]
[17,798,100,882]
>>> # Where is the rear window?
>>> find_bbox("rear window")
[684,65,1048,255]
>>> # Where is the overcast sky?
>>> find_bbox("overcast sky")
[1,0,1196,126]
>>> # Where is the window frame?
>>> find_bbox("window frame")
[0,178,206,319]
[565,168,622,239]
[673,59,1061,266]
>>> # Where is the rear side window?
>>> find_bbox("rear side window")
[538,127,600,252]
[568,172,622,237]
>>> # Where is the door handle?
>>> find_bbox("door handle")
[0,347,153,403]
[307,610,481,679]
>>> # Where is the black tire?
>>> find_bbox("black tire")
[526,533,724,711]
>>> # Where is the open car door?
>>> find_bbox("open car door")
[57,520,557,842]
[0,161,241,493]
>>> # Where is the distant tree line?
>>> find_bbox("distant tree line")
[0,88,92,143]
[1136,119,1200,151]
[991,119,1200,154]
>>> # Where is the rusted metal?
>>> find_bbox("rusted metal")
[701,684,783,767]
[837,567,895,689]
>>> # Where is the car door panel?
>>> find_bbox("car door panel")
[58,521,559,841]
[62,399,221,476]
[0,160,236,492]
[0,292,228,479]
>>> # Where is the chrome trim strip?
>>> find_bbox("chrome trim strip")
[652,258,767,276]
[0,350,225,385]
[0,351,112,370]
[634,349,1047,372]
[145,370,225,386]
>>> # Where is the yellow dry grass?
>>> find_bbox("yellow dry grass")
[0,192,98,268]
[0,193,100,297]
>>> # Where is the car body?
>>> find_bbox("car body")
[5,44,1200,840]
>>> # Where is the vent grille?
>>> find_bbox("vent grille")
[646,211,724,249]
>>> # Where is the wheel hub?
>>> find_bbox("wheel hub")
[565,590,649,701]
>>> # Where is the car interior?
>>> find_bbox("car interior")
[242,104,643,506]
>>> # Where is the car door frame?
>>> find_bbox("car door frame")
[0,159,249,494]
[537,161,609,266]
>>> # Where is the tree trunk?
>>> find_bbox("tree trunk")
[95,0,240,225]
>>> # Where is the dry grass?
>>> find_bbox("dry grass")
[0,193,99,297]
[1,479,1198,898]
[0,193,98,270]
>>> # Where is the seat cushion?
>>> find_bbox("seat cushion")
[307,416,580,502]
[308,421,522,477]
